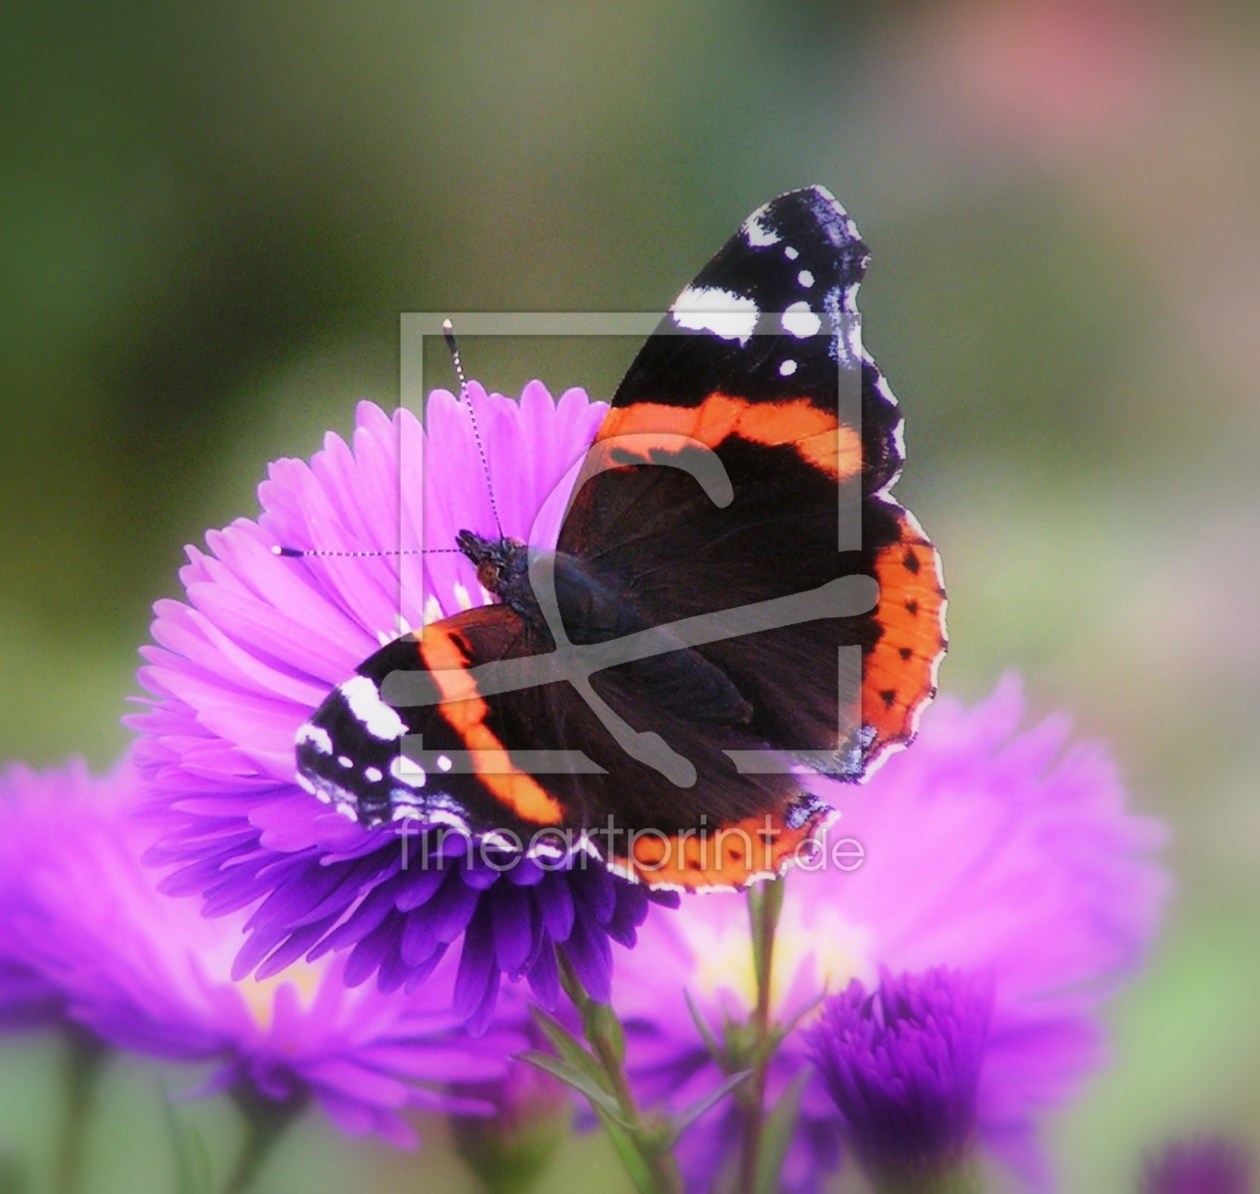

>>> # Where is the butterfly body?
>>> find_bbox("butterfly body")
[456,531,639,648]
[294,187,947,890]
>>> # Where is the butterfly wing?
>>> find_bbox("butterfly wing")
[295,605,549,836]
[299,601,828,888]
[558,185,946,776]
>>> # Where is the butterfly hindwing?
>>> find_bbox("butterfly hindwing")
[299,600,830,889]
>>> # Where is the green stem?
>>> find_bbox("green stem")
[872,1161,983,1194]
[52,1029,106,1194]
[558,954,682,1194]
[221,1090,301,1194]
[737,878,784,1194]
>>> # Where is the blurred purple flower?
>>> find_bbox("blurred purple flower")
[450,1028,572,1193]
[0,762,89,1033]
[132,387,670,1031]
[0,959,59,1031]
[614,678,1170,1192]
[1142,1139,1252,1194]
[805,967,990,1186]
[0,757,524,1147]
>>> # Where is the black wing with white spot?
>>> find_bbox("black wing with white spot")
[609,185,902,496]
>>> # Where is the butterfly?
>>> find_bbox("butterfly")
[294,186,946,890]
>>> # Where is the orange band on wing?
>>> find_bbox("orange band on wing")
[595,393,861,480]
[610,804,829,890]
[862,511,947,757]
[419,626,565,826]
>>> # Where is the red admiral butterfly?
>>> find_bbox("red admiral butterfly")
[295,186,946,890]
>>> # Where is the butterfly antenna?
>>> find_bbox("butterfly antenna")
[272,545,462,559]
[443,318,503,539]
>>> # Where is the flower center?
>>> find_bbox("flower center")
[236,961,326,1033]
[684,897,876,1018]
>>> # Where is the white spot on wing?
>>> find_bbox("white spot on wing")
[453,582,473,610]
[437,755,453,772]
[742,213,780,246]
[782,301,822,339]
[338,756,353,769]
[364,766,383,783]
[672,286,759,345]
[339,675,408,741]
[297,724,333,755]
[784,246,799,260]
[798,269,814,288]
[429,809,469,832]
[423,596,443,626]
[779,359,798,377]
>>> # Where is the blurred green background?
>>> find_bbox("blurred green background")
[3,2,1258,1190]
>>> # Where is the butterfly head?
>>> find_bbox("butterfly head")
[456,529,529,602]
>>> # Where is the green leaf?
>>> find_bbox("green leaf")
[581,998,627,1067]
[527,1003,577,1050]
[162,1100,212,1194]
[515,1051,629,1125]
[663,1070,750,1147]
[528,1006,607,1087]
[597,1117,659,1194]
[768,990,827,1052]
[682,988,724,1064]
[753,1069,809,1194]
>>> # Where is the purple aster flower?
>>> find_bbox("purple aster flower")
[0,757,522,1147]
[613,677,1169,1192]
[805,967,991,1186]
[132,386,670,1031]
[1141,1139,1252,1194]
